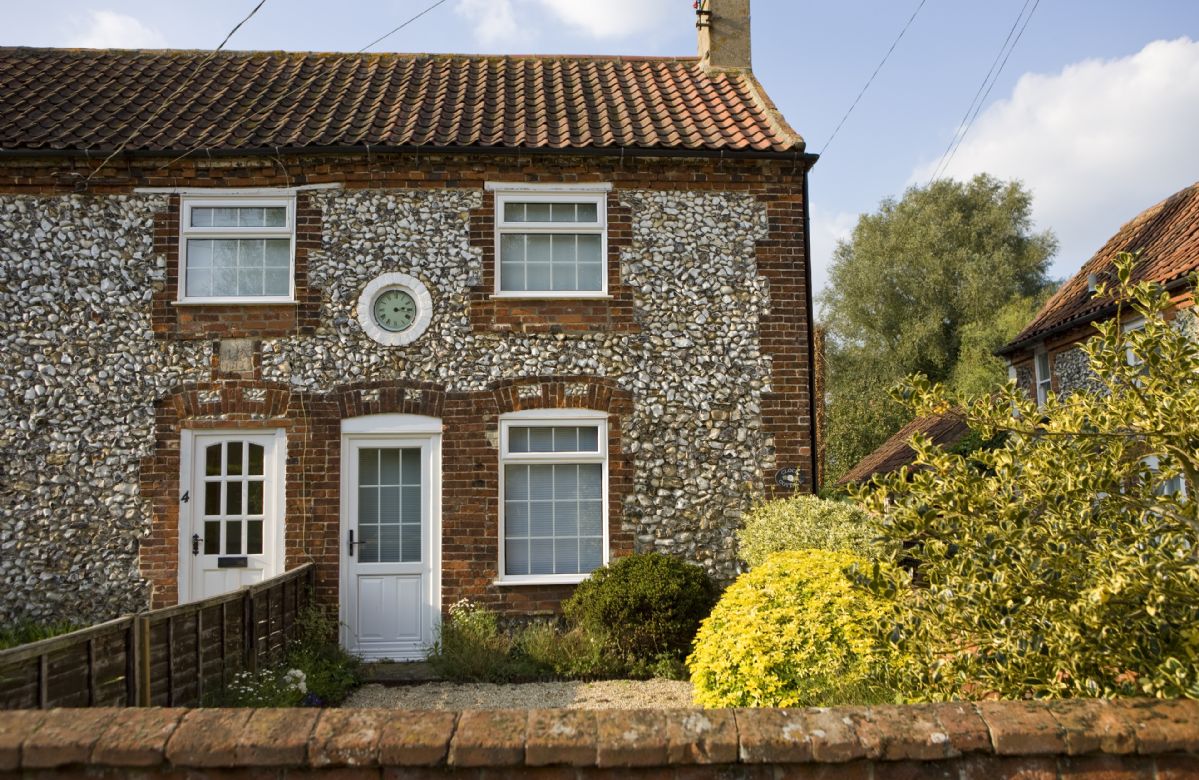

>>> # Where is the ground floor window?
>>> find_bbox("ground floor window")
[498,410,608,584]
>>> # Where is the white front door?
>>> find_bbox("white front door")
[183,430,285,602]
[341,427,440,660]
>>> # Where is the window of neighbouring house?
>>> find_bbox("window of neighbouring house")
[1034,349,1052,406]
[498,410,608,584]
[1143,454,1188,499]
[179,196,295,302]
[488,185,608,296]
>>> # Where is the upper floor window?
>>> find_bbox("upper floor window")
[179,196,295,303]
[498,409,608,584]
[487,184,609,297]
[1034,349,1052,406]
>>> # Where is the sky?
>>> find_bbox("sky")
[5,0,1199,307]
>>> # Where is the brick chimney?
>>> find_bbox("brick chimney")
[696,0,751,71]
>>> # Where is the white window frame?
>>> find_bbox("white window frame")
[486,182,611,299]
[1034,348,1052,406]
[1123,317,1146,366]
[496,408,609,586]
[177,193,297,304]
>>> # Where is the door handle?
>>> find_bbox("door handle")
[348,529,356,556]
[191,534,202,556]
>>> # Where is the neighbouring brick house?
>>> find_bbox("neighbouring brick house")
[0,1,818,659]
[998,180,1199,403]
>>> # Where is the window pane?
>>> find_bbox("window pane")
[553,427,578,451]
[508,427,529,453]
[555,539,579,573]
[577,234,602,261]
[528,428,554,453]
[380,486,400,524]
[500,261,523,291]
[186,268,212,298]
[527,234,553,262]
[378,525,400,562]
[401,486,421,524]
[239,239,264,266]
[530,539,555,574]
[402,449,421,485]
[578,263,602,291]
[578,427,599,452]
[579,464,602,499]
[239,207,265,227]
[226,481,242,515]
[401,526,421,563]
[555,500,578,536]
[213,266,239,297]
[526,202,552,221]
[579,500,603,536]
[359,449,379,485]
[576,202,598,222]
[529,465,554,499]
[213,240,238,267]
[500,233,525,262]
[204,482,221,516]
[191,207,214,227]
[264,239,290,267]
[358,524,378,563]
[380,449,401,485]
[526,262,551,290]
[505,501,529,536]
[580,538,603,573]
[503,202,525,222]
[358,486,378,524]
[227,442,243,476]
[506,539,529,575]
[247,480,264,515]
[204,520,220,554]
[248,444,264,475]
[530,501,554,537]
[247,520,263,555]
[238,268,264,296]
[554,465,579,501]
[206,444,222,476]
[263,207,286,227]
[505,465,529,500]
[550,203,575,222]
[212,207,240,227]
[551,257,576,291]
[187,239,213,268]
[225,520,242,554]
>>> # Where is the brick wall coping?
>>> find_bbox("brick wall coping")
[0,699,1196,777]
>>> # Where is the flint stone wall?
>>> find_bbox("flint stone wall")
[0,186,776,622]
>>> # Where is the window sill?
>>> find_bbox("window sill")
[493,575,593,587]
[490,293,612,301]
[173,299,298,307]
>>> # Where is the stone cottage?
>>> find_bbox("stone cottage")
[0,0,818,659]
[999,180,1199,404]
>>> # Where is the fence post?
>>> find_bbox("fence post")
[125,618,139,707]
[243,588,257,674]
[136,615,151,707]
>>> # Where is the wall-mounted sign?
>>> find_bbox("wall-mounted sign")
[775,467,798,490]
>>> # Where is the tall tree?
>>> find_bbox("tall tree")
[821,174,1057,483]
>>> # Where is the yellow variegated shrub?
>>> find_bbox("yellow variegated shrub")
[688,549,901,707]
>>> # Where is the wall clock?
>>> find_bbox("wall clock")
[357,272,433,346]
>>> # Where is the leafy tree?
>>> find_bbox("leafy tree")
[821,174,1057,482]
[856,254,1199,700]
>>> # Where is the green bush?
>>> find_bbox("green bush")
[517,622,617,679]
[857,253,1199,700]
[563,553,717,668]
[0,619,79,650]
[428,599,545,682]
[688,549,901,708]
[737,495,876,567]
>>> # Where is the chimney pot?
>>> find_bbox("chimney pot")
[697,0,751,71]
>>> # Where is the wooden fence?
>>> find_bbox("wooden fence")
[0,564,315,710]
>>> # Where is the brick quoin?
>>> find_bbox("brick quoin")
[1,698,1197,778]
[5,149,816,614]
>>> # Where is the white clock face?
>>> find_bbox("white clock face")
[357,272,433,347]
[373,288,417,332]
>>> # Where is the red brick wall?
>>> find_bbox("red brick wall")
[3,698,1197,777]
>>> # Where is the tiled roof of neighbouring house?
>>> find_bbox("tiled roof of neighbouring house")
[0,48,805,156]
[836,409,970,486]
[1001,180,1199,353]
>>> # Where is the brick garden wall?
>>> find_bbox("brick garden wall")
[1,699,1197,778]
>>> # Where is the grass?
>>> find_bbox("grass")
[0,620,80,651]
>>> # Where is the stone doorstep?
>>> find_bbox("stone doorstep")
[0,699,1197,773]
[359,661,441,685]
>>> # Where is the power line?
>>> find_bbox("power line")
[156,0,452,171]
[819,0,929,157]
[84,0,268,183]
[927,0,1041,184]
[358,0,452,52]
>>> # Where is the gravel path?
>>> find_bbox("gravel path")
[344,679,695,710]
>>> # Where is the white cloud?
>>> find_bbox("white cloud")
[809,207,857,301]
[912,37,1199,280]
[535,0,674,39]
[454,0,522,47]
[66,10,165,49]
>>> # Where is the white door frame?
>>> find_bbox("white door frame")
[339,414,442,659]
[177,428,287,604]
